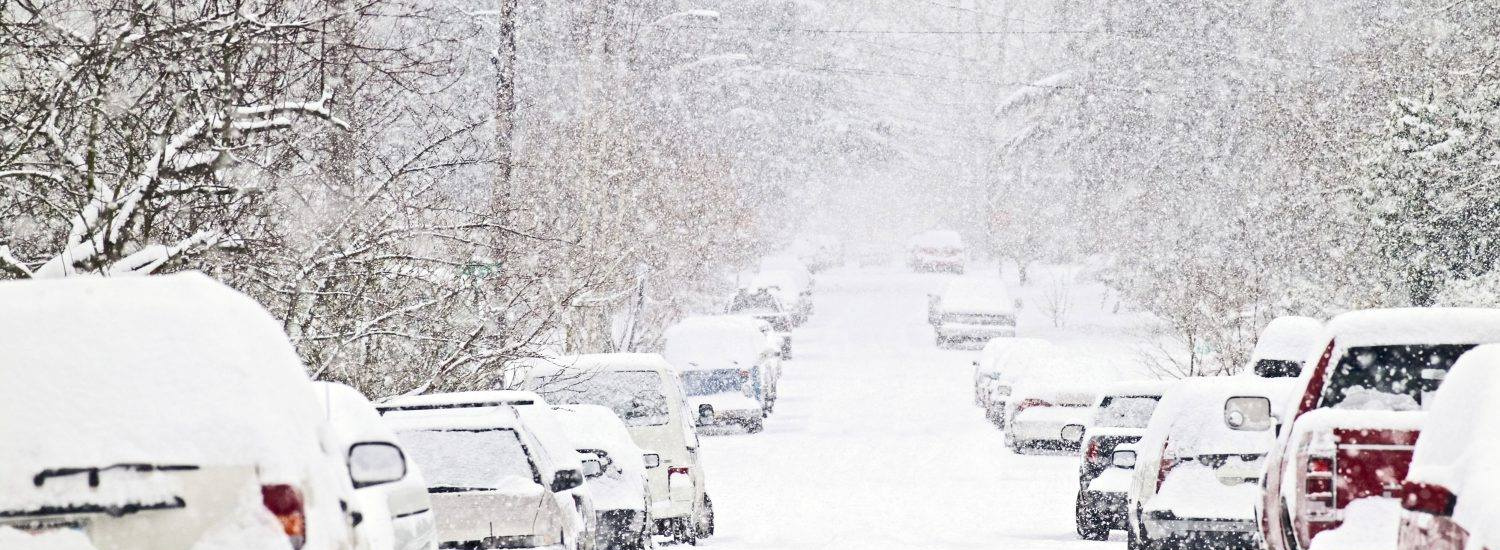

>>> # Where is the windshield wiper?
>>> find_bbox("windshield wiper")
[428,486,498,493]
[0,497,187,519]
[34,463,200,488]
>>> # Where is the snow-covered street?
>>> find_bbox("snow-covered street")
[700,267,1118,550]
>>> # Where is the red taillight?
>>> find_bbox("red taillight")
[1154,439,1177,493]
[1305,456,1335,505]
[1085,439,1101,463]
[261,484,306,549]
[1015,398,1051,415]
[668,467,689,476]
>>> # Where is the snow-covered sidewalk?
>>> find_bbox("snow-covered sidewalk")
[696,267,1129,549]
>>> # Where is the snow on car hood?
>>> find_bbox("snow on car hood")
[0,274,327,508]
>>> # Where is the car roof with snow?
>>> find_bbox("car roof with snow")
[376,390,547,412]
[748,269,808,292]
[939,278,1014,314]
[0,273,327,504]
[1249,315,1324,362]
[663,315,768,370]
[515,353,675,378]
[1142,375,1301,456]
[383,402,526,432]
[1408,344,1500,528]
[1322,307,1500,349]
[988,338,1059,380]
[910,229,964,248]
[550,404,643,457]
[314,381,400,445]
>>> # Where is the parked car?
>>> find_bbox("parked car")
[979,338,1059,428]
[664,316,782,429]
[383,403,593,550]
[747,268,813,319]
[972,338,1015,407]
[513,354,714,545]
[788,234,843,273]
[726,287,801,331]
[1075,381,1172,540]
[1258,308,1500,550]
[931,278,1018,349]
[1004,374,1098,453]
[0,274,361,550]
[757,255,815,297]
[908,229,967,273]
[551,405,653,550]
[1397,344,1500,550]
[1250,316,1325,378]
[752,317,794,361]
[314,382,437,550]
[1123,376,1300,550]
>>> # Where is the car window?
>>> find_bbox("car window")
[1092,395,1160,428]
[400,429,539,490]
[729,292,781,314]
[680,369,747,396]
[526,370,671,427]
[1320,344,1474,411]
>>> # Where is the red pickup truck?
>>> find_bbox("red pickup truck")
[1258,308,1500,550]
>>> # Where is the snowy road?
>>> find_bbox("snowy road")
[697,267,1125,550]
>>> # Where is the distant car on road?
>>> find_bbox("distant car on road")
[1248,316,1323,377]
[726,287,801,331]
[977,338,1059,428]
[1075,381,1171,540]
[663,316,781,431]
[931,278,1017,349]
[908,229,967,273]
[1124,376,1299,550]
[1005,376,1097,453]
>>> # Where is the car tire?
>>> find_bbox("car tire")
[670,518,696,546]
[1075,492,1109,541]
[744,418,764,433]
[1281,504,1301,550]
[697,495,715,538]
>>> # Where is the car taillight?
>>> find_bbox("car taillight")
[261,484,306,550]
[1015,398,1051,414]
[1085,439,1101,463]
[1305,455,1334,505]
[739,370,750,380]
[1155,440,1178,493]
[669,466,689,477]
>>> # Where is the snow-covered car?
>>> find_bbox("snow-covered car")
[752,317,794,361]
[908,229,967,273]
[1075,381,1172,540]
[972,338,1013,407]
[726,287,801,331]
[1249,316,1324,378]
[757,255,815,297]
[664,316,781,431]
[1396,344,1500,550]
[931,278,1017,348]
[1258,308,1500,550]
[314,382,437,550]
[788,234,842,273]
[747,268,814,319]
[1124,376,1301,550]
[551,405,653,550]
[0,274,362,550]
[980,338,1059,428]
[384,403,592,550]
[1004,377,1097,453]
[513,354,714,545]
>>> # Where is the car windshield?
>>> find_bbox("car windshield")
[398,429,538,491]
[729,292,781,314]
[1320,344,1474,411]
[680,369,746,396]
[1092,395,1160,428]
[527,371,671,427]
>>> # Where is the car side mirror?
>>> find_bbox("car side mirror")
[1060,424,1086,444]
[1400,480,1455,517]
[348,442,407,489]
[1224,396,1276,431]
[697,404,715,427]
[1111,449,1137,470]
[581,458,604,479]
[551,469,584,492]
[643,454,661,469]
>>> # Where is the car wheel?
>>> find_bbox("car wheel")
[1075,492,1109,541]
[670,518,697,546]
[697,494,715,538]
[1281,504,1301,550]
[744,418,764,433]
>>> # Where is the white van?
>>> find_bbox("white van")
[313,382,437,550]
[513,354,714,545]
[0,273,360,550]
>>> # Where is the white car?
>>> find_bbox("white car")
[747,268,813,319]
[1248,316,1324,377]
[384,404,591,550]
[1004,378,1097,453]
[0,273,361,550]
[979,338,1059,427]
[931,279,1017,349]
[664,316,782,430]
[726,286,801,332]
[513,354,714,545]
[552,405,653,550]
[908,229,967,273]
[757,255,814,296]
[1075,381,1172,540]
[1120,376,1300,550]
[313,382,437,550]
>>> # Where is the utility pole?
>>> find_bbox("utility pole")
[493,0,519,215]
